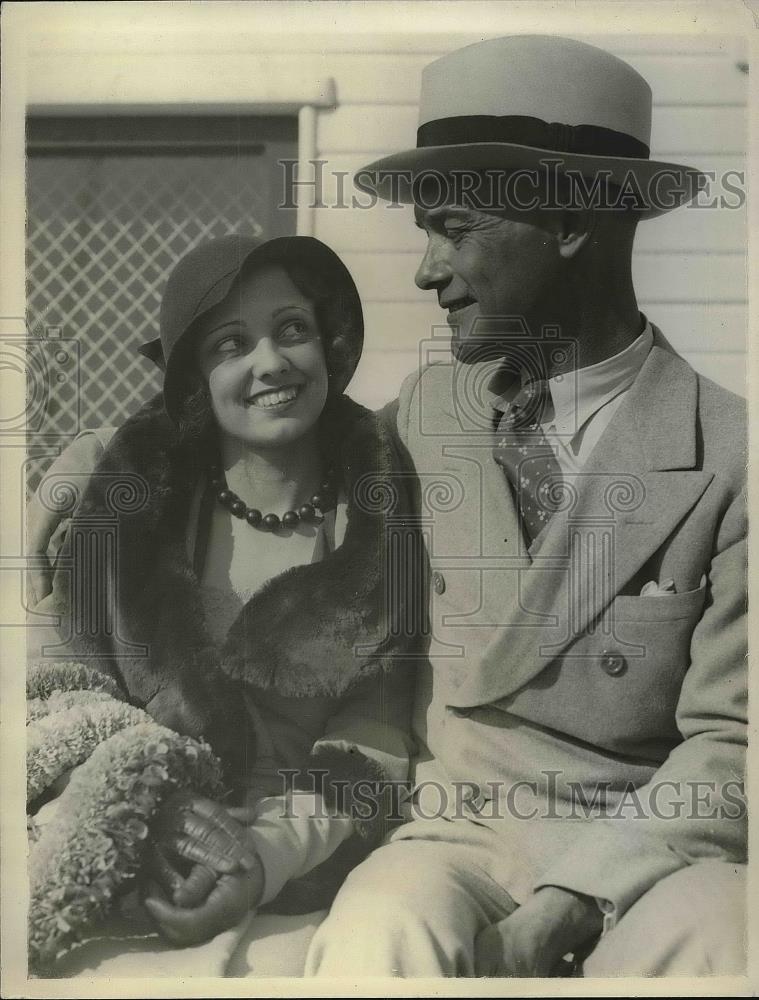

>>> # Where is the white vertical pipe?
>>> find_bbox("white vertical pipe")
[296,104,317,237]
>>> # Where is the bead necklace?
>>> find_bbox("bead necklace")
[209,463,337,533]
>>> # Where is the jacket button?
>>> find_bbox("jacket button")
[601,651,627,676]
[433,571,446,595]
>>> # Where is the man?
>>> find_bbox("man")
[27,34,747,978]
[302,34,747,976]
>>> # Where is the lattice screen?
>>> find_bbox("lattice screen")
[25,116,297,489]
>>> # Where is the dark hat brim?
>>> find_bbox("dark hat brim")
[137,337,165,370]
[358,143,709,218]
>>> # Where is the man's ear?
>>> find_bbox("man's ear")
[556,207,596,260]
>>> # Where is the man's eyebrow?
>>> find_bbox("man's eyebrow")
[416,206,471,226]
[414,206,445,229]
[433,206,470,217]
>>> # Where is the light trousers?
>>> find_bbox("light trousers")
[305,819,746,978]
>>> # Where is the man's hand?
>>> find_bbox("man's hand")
[143,863,264,946]
[26,490,61,606]
[474,886,603,977]
[26,432,105,607]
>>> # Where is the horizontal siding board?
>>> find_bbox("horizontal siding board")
[634,203,746,252]
[317,105,746,156]
[643,303,746,352]
[632,253,745,302]
[330,53,748,106]
[349,350,419,410]
[340,251,745,304]
[28,53,337,108]
[357,302,746,355]
[614,53,748,106]
[680,352,746,397]
[28,30,748,58]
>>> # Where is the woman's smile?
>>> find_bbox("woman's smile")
[244,383,303,410]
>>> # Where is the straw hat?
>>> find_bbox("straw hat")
[360,35,707,217]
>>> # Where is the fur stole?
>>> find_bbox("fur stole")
[51,393,422,773]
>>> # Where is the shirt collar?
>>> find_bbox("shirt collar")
[489,317,654,439]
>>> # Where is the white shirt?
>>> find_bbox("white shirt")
[490,319,654,475]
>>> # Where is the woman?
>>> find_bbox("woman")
[28,234,422,947]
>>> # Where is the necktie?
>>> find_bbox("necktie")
[492,379,563,544]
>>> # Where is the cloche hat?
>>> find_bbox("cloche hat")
[138,234,364,421]
[359,35,708,217]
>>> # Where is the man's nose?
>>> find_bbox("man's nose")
[247,338,289,378]
[415,238,450,291]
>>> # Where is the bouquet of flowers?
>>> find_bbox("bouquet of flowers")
[27,661,225,974]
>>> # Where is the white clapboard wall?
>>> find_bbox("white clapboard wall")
[309,34,748,407]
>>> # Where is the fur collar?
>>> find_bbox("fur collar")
[53,394,418,742]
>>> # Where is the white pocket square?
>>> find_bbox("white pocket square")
[640,579,676,596]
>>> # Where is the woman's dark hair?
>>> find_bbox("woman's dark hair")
[174,257,360,447]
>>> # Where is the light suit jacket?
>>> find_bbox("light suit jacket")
[392,328,747,919]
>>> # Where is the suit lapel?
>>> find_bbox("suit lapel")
[447,335,714,708]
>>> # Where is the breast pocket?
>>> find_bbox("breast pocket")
[611,577,708,623]
[505,580,710,752]
[588,579,709,744]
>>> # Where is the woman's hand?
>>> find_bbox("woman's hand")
[144,842,219,909]
[143,863,264,946]
[151,791,261,907]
